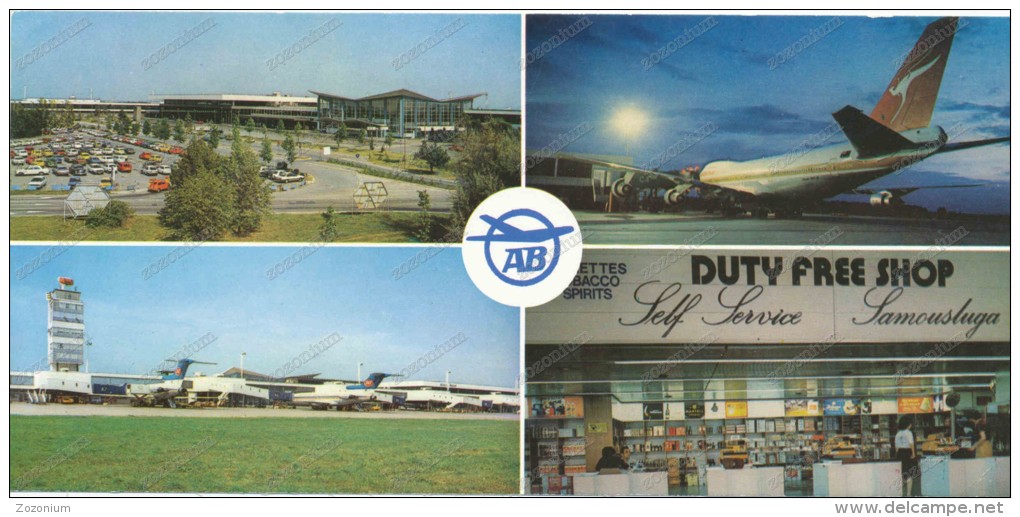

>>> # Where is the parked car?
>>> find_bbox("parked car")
[87,164,106,175]
[53,165,71,176]
[28,177,47,190]
[148,178,171,192]
[124,148,135,154]
[158,164,171,175]
[11,156,26,165]
[142,164,160,176]
[70,165,87,176]
[16,164,49,176]
[271,170,306,183]
[68,177,82,189]
[118,162,133,173]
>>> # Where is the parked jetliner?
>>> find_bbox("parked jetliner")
[581,17,1009,217]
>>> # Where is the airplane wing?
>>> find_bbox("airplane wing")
[534,153,686,183]
[851,184,983,197]
[936,137,1010,154]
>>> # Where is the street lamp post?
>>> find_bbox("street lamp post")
[358,362,364,381]
[240,352,246,380]
[446,370,451,392]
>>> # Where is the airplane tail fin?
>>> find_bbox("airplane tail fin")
[360,372,389,389]
[870,17,958,131]
[833,105,916,158]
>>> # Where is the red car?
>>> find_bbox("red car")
[169,146,184,155]
[139,152,153,160]
[117,162,133,173]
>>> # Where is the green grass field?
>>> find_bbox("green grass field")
[10,416,519,494]
[10,212,449,243]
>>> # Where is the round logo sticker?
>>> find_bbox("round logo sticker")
[462,187,583,307]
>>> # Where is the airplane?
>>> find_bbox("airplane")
[289,372,407,411]
[569,17,1009,218]
[127,358,216,408]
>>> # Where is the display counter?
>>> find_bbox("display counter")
[706,466,785,496]
[920,456,1010,497]
[813,461,901,497]
[571,471,669,496]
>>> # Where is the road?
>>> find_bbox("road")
[574,211,1009,246]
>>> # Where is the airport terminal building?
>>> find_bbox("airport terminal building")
[10,278,519,412]
[312,89,484,138]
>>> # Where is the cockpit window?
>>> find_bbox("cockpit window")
[840,150,852,159]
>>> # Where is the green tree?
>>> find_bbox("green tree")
[158,168,235,241]
[335,123,348,146]
[294,122,304,150]
[142,119,152,137]
[130,122,141,136]
[357,128,367,144]
[156,119,171,140]
[384,133,395,153]
[85,200,134,228]
[207,126,222,149]
[368,137,375,152]
[227,137,273,236]
[276,119,286,133]
[319,206,340,242]
[172,139,222,188]
[172,119,186,143]
[260,132,274,164]
[448,118,521,236]
[184,113,194,134]
[10,102,49,138]
[414,141,450,173]
[282,134,297,165]
[245,117,256,137]
[414,190,433,242]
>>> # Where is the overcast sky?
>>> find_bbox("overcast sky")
[10,245,520,388]
[526,15,1010,213]
[10,11,521,109]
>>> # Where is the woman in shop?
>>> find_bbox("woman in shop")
[595,446,629,472]
[895,416,917,497]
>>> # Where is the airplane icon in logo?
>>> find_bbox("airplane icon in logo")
[466,209,575,285]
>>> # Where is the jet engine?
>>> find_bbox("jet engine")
[663,186,692,206]
[611,178,634,198]
[869,190,895,206]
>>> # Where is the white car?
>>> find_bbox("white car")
[158,164,172,175]
[28,177,47,189]
[11,156,26,165]
[271,170,306,183]
[16,165,49,176]
[142,164,160,176]
[87,164,106,175]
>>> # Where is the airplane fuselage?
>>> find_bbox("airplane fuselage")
[699,126,946,203]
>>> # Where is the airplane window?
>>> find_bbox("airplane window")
[840,150,851,159]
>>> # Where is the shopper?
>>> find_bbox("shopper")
[620,446,632,468]
[595,446,629,471]
[895,416,917,497]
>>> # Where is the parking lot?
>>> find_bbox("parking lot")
[10,128,455,215]
[10,129,180,193]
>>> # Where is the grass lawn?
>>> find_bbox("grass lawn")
[10,212,449,243]
[10,416,519,494]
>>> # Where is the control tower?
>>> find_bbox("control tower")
[46,277,85,372]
